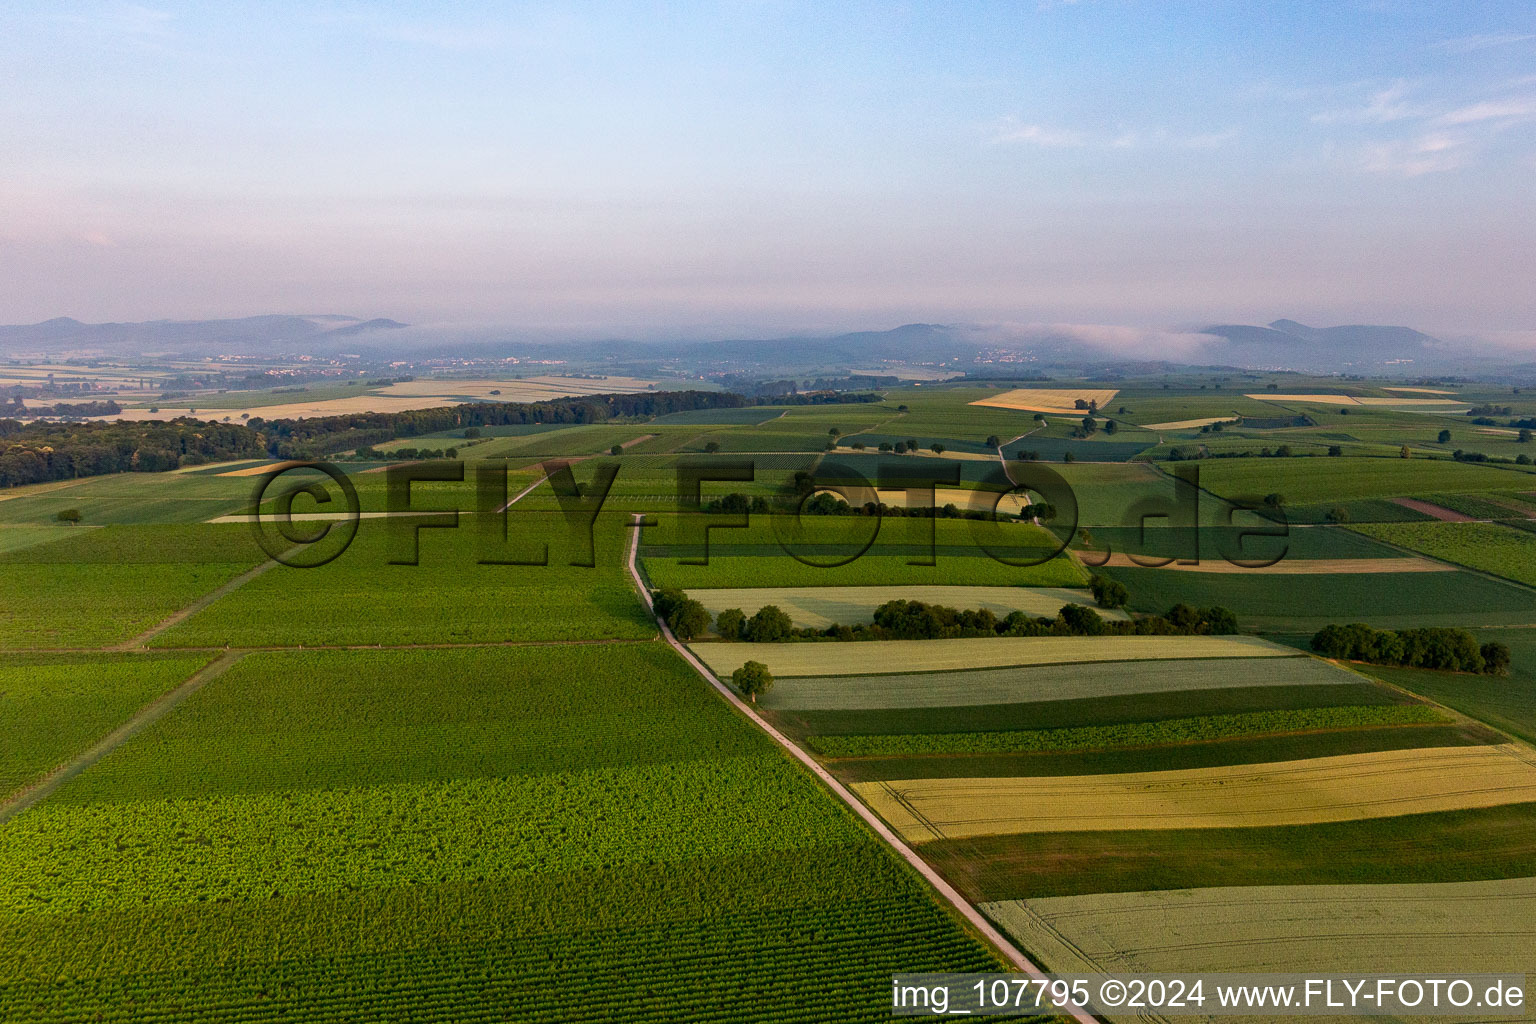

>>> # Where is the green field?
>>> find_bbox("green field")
[1197,457,1536,505]
[0,526,264,650]
[930,804,1536,900]
[1101,564,1536,630]
[807,705,1443,757]
[1364,627,1536,745]
[0,643,1004,1020]
[0,653,212,800]
[1352,520,1536,588]
[157,515,657,647]
[771,682,1404,741]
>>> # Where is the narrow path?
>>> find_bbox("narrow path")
[113,558,286,651]
[623,516,1096,1022]
[0,650,246,824]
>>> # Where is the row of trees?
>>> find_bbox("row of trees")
[703,598,1238,643]
[1310,622,1510,675]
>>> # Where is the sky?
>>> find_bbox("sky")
[1,0,1534,342]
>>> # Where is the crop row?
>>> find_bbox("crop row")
[55,646,762,804]
[3,890,1005,1023]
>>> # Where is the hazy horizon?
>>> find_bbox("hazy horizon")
[3,1,1534,341]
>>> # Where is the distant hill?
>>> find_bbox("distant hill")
[1200,319,1443,369]
[0,314,409,357]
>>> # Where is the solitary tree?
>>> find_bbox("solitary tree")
[1327,445,1343,457]
[828,427,841,438]
[703,440,721,453]
[733,661,774,703]
[1088,574,1127,609]
[56,508,81,524]
[1325,506,1351,523]
[929,443,946,454]
[1263,492,1285,508]
[985,434,1001,448]
[1438,429,1452,444]
[1521,429,1533,444]
[610,444,624,456]
[1062,451,1076,463]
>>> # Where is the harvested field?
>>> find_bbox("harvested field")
[1391,497,1474,521]
[854,745,1536,842]
[760,655,1350,711]
[1087,554,1451,573]
[691,633,1291,679]
[1140,417,1237,430]
[1245,393,1360,403]
[1382,387,1456,394]
[217,460,307,478]
[687,585,1123,631]
[968,388,1119,415]
[982,877,1536,980]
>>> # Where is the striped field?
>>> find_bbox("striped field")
[853,745,1536,842]
[759,655,1356,710]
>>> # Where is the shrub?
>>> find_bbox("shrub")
[1326,506,1351,523]
[56,508,82,524]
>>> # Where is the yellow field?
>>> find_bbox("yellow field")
[686,585,1125,630]
[855,745,1536,842]
[1140,416,1238,430]
[969,388,1120,415]
[216,460,307,477]
[690,633,1289,678]
[983,877,1536,984]
[1245,393,1360,404]
[1382,386,1456,395]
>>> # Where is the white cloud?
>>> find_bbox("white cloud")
[1437,33,1536,53]
[990,117,1085,147]
[1358,132,1470,176]
[991,119,1230,151]
[1311,80,1420,124]
[1436,95,1536,125]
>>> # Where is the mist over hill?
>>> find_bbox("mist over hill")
[0,313,1496,376]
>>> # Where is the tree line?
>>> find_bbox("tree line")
[1310,622,1510,675]
[652,590,1238,643]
